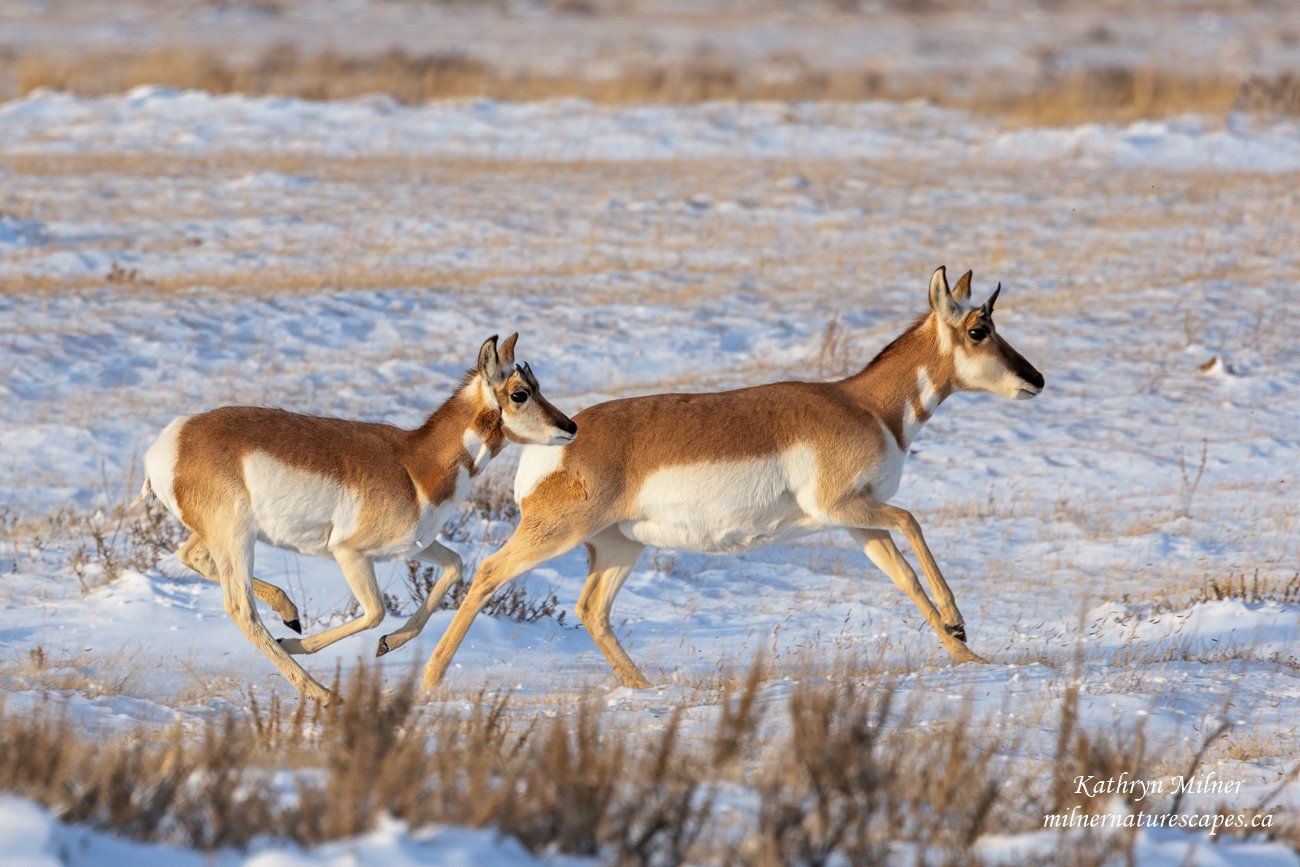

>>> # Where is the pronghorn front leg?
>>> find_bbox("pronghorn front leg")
[849,528,966,640]
[179,533,303,634]
[421,521,581,692]
[375,540,464,657]
[278,548,385,656]
[835,502,986,664]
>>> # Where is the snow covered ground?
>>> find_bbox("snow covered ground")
[1,90,1298,863]
[0,795,588,867]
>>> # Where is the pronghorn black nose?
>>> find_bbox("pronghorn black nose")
[1008,345,1045,392]
[561,418,578,436]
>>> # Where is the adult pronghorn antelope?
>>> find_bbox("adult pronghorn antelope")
[141,334,576,704]
[419,268,1043,690]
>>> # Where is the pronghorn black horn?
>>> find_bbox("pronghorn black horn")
[984,283,1001,313]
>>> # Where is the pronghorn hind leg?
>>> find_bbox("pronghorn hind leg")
[421,518,588,692]
[179,533,302,634]
[279,548,384,656]
[578,527,650,689]
[376,540,464,657]
[843,516,985,665]
[204,512,336,704]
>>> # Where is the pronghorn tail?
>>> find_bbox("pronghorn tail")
[134,476,154,508]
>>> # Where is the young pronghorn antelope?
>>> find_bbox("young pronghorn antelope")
[421,268,1043,690]
[141,334,575,704]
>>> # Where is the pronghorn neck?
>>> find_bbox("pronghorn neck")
[406,374,505,496]
[842,314,956,450]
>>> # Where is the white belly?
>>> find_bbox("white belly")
[619,446,830,554]
[369,468,468,560]
[243,453,361,557]
[244,453,470,560]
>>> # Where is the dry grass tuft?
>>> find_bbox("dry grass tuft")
[8,45,1300,125]
[4,658,1288,862]
[0,663,727,859]
[736,683,1004,866]
[0,646,136,698]
[1192,571,1300,607]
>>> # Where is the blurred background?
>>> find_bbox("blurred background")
[5,0,1300,122]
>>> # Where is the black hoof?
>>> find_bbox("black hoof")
[275,638,283,646]
[284,618,303,635]
[376,635,390,658]
[944,623,967,642]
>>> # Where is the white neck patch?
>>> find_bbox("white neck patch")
[463,428,493,472]
[903,367,940,445]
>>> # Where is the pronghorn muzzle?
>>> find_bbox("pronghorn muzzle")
[1003,339,1044,399]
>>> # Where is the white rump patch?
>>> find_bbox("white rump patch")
[143,415,190,523]
[619,444,827,554]
[242,452,362,557]
[514,444,565,504]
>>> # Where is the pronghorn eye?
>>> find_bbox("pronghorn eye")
[967,327,989,342]
[510,390,528,404]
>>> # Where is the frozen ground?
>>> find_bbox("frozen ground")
[1,90,1298,863]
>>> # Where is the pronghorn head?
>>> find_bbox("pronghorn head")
[928,266,1044,400]
[476,334,577,445]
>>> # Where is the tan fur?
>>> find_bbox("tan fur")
[143,334,575,704]
[172,399,494,552]
[421,268,1044,691]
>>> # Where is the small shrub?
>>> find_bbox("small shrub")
[400,559,567,627]
[66,498,184,593]
[384,469,565,626]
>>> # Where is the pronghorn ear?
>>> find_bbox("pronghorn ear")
[951,270,973,302]
[928,266,961,324]
[477,335,506,385]
[982,283,1002,315]
[498,333,518,369]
